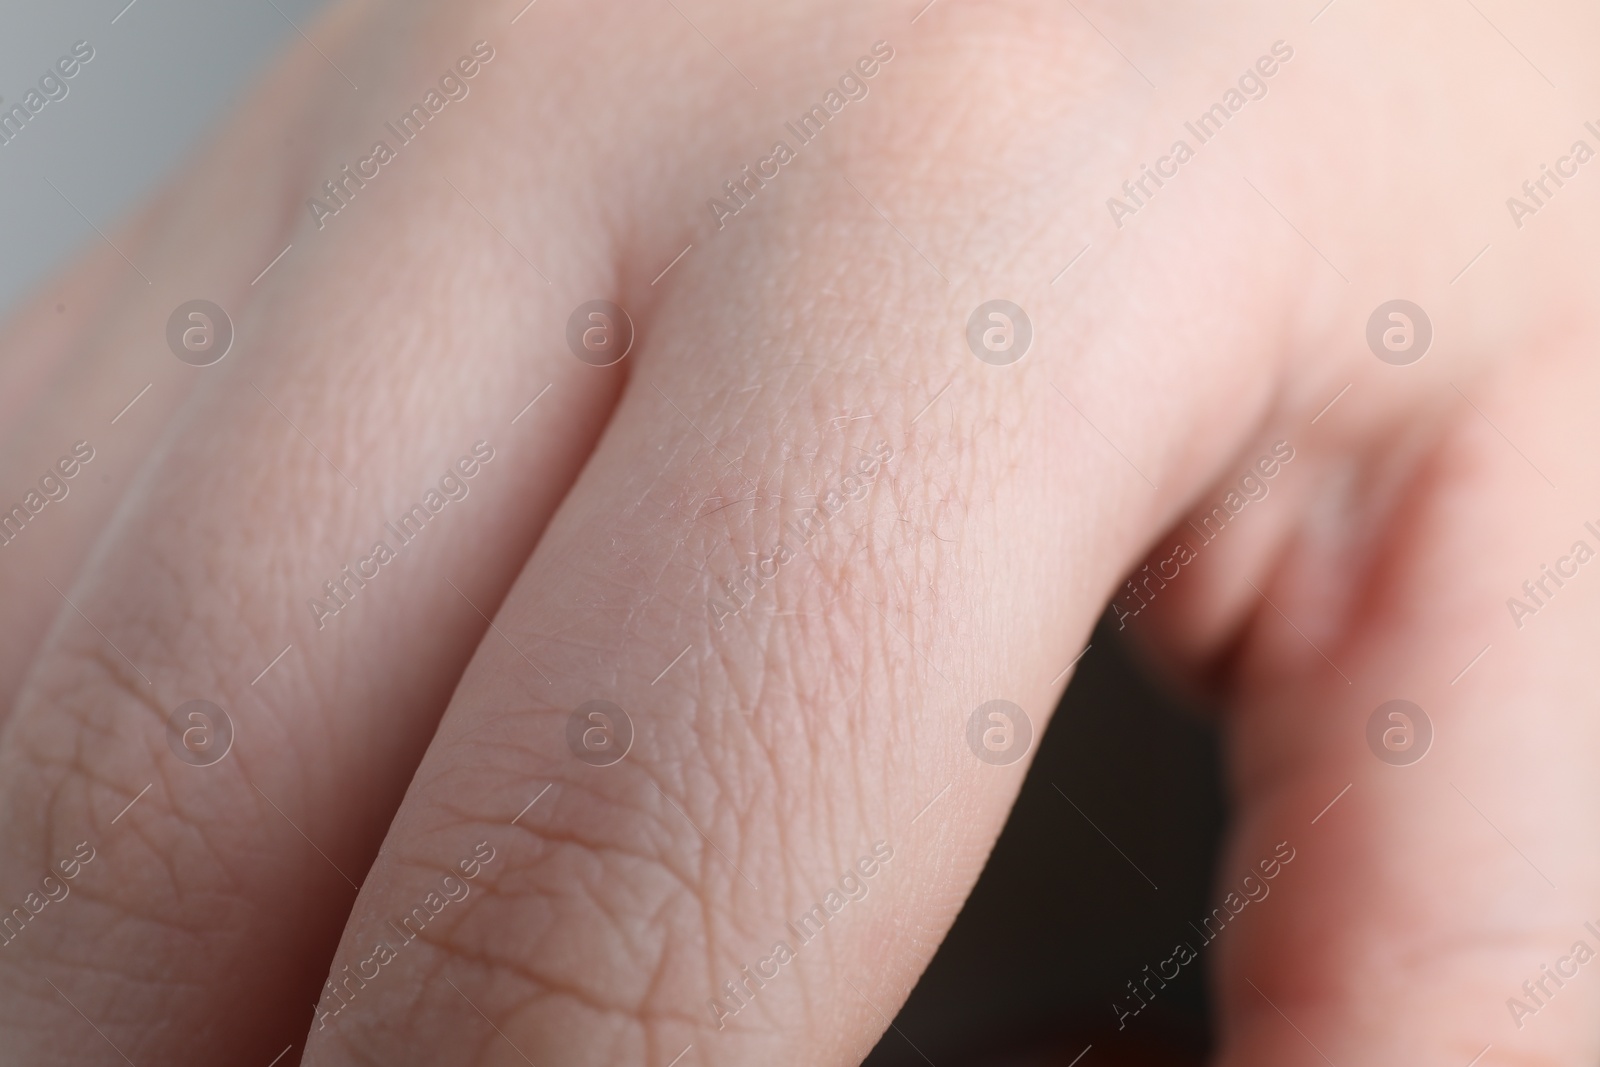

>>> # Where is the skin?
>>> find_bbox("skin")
[0,0,1599,1063]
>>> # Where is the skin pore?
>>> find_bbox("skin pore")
[1,1,1600,1065]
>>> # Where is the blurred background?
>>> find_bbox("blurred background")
[864,619,1223,1067]
[0,4,1228,1063]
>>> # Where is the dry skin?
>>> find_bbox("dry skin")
[0,1,1599,1065]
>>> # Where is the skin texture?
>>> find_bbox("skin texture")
[1,0,1600,1064]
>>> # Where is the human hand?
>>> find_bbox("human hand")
[1,1,1599,1064]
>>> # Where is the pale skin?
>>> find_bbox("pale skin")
[1,0,1598,1063]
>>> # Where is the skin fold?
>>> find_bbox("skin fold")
[0,0,1598,1064]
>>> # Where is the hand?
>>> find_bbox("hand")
[1,1,1597,1064]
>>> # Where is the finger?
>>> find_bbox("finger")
[1210,353,1600,1066]
[0,7,636,1064]
[298,13,1341,1067]
[0,0,370,709]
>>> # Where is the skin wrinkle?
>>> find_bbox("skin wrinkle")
[0,2,764,1062]
[389,889,637,1020]
[1220,927,1571,1043]
[43,710,228,934]
[326,842,709,1059]
[23,659,183,891]
[75,684,344,940]
[639,762,753,906]
[745,607,843,757]
[428,747,712,915]
[564,835,696,959]
[103,789,188,910]
[15,0,1600,1063]
[1382,926,1584,979]
[14,759,267,1013]
[0,4,343,711]
[401,640,827,1046]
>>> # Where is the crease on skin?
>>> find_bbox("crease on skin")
[1221,926,1581,1060]
[695,520,912,849]
[635,754,761,922]
[1228,901,1582,995]
[1381,923,1592,980]
[66,645,171,738]
[353,731,810,1048]
[326,859,708,1058]
[22,645,167,833]
[488,870,689,984]
[384,792,727,945]
[419,752,726,942]
[15,639,355,942]
[2,793,259,1031]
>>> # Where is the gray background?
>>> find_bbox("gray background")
[0,4,1226,1063]
[0,0,322,316]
